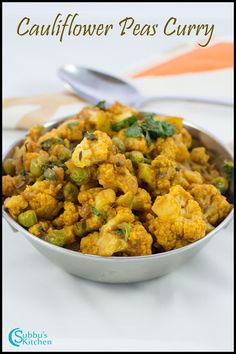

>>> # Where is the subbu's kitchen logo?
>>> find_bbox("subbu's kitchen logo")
[8,328,53,347]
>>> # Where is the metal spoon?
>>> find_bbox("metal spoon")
[58,65,233,108]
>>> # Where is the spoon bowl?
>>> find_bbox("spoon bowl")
[58,65,233,108]
[58,65,142,106]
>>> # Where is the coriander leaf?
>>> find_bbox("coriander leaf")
[114,229,125,236]
[20,170,27,176]
[141,114,176,139]
[84,131,97,141]
[124,223,132,241]
[91,207,104,217]
[125,122,142,138]
[114,223,132,241]
[96,100,106,110]
[110,116,137,132]
[144,130,152,146]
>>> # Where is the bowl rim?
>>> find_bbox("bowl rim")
[2,117,234,262]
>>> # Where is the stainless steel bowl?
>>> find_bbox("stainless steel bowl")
[2,119,234,283]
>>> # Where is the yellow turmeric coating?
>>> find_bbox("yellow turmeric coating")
[2,101,233,256]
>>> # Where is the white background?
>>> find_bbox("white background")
[2,2,234,352]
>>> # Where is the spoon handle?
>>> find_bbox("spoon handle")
[135,95,233,108]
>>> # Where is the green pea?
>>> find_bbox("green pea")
[212,177,229,194]
[18,210,38,228]
[44,168,57,180]
[45,229,66,247]
[41,137,64,151]
[30,158,43,177]
[73,221,87,238]
[63,182,79,202]
[59,147,72,162]
[70,167,90,186]
[126,151,151,167]
[3,158,16,176]
[112,137,125,153]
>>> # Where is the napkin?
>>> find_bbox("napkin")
[3,41,233,130]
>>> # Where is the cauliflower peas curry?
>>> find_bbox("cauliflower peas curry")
[2,102,233,256]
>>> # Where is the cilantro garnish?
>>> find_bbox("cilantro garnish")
[84,131,97,141]
[110,116,137,132]
[96,100,106,110]
[114,223,132,242]
[125,121,142,138]
[141,113,176,139]
[91,207,104,217]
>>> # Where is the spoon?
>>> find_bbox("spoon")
[58,65,233,108]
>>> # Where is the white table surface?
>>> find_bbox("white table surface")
[3,2,234,352]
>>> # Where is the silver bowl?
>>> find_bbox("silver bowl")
[2,119,234,283]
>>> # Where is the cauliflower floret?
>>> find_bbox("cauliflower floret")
[172,168,203,189]
[190,147,209,165]
[37,129,62,146]
[28,221,50,238]
[190,184,232,226]
[2,175,16,197]
[27,180,62,196]
[81,108,112,133]
[4,195,28,218]
[156,137,178,160]
[81,219,152,257]
[123,222,153,256]
[52,202,79,228]
[72,130,113,168]
[78,188,116,232]
[116,188,152,211]
[80,232,100,255]
[78,188,116,215]
[108,101,138,120]
[172,134,190,163]
[23,181,63,219]
[96,230,127,256]
[98,163,138,195]
[152,155,177,195]
[137,163,156,191]
[94,189,116,212]
[102,207,135,231]
[180,128,192,148]
[117,129,148,154]
[131,188,152,211]
[149,185,207,250]
[56,119,84,141]
[94,207,135,256]
[75,106,113,133]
